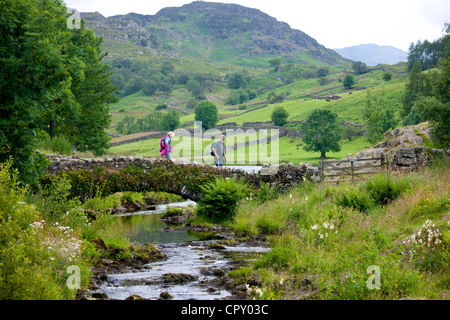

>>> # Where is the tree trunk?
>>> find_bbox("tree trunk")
[321,151,326,159]
[49,120,56,139]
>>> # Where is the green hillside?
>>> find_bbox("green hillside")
[76,1,411,163]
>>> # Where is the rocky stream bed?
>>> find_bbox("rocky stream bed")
[80,201,270,300]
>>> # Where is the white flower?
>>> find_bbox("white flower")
[323,222,329,229]
[311,224,318,230]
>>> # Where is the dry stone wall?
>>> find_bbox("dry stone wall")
[43,154,317,200]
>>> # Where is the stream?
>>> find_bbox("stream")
[95,200,270,300]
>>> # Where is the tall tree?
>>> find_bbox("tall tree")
[363,91,397,144]
[343,74,355,89]
[59,21,118,156]
[0,0,77,184]
[415,23,450,149]
[402,60,435,122]
[0,0,118,184]
[300,109,343,159]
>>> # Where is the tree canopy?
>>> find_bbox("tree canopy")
[271,107,289,127]
[194,101,219,130]
[0,0,118,184]
[300,109,343,159]
[414,23,450,149]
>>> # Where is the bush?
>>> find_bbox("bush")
[335,187,374,212]
[196,176,250,223]
[271,106,289,126]
[0,160,83,299]
[364,173,412,205]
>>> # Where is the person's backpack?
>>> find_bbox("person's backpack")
[160,136,167,151]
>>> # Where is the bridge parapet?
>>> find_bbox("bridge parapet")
[43,155,318,200]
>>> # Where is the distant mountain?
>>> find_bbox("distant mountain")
[334,44,407,66]
[81,1,350,66]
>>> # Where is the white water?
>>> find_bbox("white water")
[94,201,270,300]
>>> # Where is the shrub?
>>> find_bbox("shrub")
[365,174,412,205]
[196,176,250,223]
[0,160,83,299]
[335,187,374,212]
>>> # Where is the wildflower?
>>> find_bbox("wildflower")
[311,224,318,230]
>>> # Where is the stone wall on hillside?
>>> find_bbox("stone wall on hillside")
[108,125,301,147]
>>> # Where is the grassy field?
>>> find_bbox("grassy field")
[91,60,409,163]
[231,160,450,300]
[79,132,371,167]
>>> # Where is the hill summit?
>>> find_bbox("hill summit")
[81,1,349,66]
[334,43,407,66]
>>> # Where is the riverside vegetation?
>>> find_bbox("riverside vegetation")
[1,155,449,300]
[1,1,449,300]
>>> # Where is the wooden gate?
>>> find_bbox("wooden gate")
[319,154,386,182]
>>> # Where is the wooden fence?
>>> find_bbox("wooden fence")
[319,154,386,182]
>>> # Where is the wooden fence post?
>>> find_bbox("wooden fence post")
[320,157,324,182]
[351,160,354,182]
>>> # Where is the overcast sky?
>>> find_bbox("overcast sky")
[64,0,449,52]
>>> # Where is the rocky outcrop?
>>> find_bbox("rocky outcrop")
[344,125,449,170]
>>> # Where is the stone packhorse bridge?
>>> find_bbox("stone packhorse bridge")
[43,154,318,201]
[42,146,447,202]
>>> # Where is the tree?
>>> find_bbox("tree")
[269,58,282,72]
[195,101,219,130]
[62,22,118,156]
[362,91,397,144]
[271,107,289,126]
[415,23,450,149]
[343,74,355,89]
[382,72,392,81]
[0,0,118,184]
[227,71,249,89]
[316,67,330,78]
[402,60,435,121]
[352,61,368,75]
[0,0,79,184]
[300,109,343,159]
[187,79,205,99]
[142,79,158,96]
[161,110,180,131]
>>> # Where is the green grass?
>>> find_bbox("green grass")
[98,131,371,167]
[232,161,450,300]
